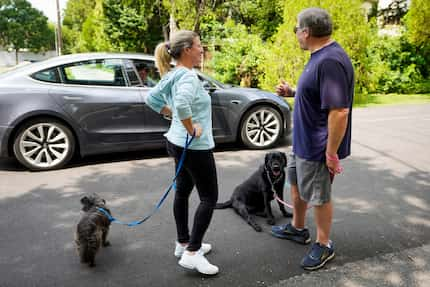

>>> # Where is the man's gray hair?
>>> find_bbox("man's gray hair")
[298,8,332,37]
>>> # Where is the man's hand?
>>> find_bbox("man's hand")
[276,80,295,97]
[325,153,343,175]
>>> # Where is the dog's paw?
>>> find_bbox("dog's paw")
[282,211,293,218]
[103,241,111,247]
[267,218,275,225]
[255,212,267,218]
[253,225,263,232]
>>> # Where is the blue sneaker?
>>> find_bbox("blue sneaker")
[301,241,335,271]
[271,223,311,244]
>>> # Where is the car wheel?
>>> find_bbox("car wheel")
[240,106,282,149]
[13,119,75,171]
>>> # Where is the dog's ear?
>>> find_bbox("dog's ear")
[80,196,90,206]
[265,153,270,165]
[80,196,94,211]
[280,152,287,167]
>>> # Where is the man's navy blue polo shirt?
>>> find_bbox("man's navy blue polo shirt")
[293,41,354,161]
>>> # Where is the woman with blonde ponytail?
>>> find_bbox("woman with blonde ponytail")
[145,30,220,276]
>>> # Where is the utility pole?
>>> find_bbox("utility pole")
[169,0,178,38]
[55,0,63,56]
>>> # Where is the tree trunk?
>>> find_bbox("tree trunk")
[169,0,178,38]
[193,0,206,34]
[15,48,19,65]
[169,14,178,35]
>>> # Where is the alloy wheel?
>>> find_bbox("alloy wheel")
[243,108,281,148]
[17,123,71,169]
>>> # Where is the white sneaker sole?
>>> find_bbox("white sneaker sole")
[178,260,218,275]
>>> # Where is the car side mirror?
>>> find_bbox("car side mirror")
[202,80,216,92]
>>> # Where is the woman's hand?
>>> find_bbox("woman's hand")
[181,118,202,138]
[192,123,203,138]
[160,106,172,117]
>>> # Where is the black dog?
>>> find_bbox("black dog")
[215,151,292,232]
[75,193,111,267]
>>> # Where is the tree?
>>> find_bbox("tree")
[220,0,284,40]
[62,0,96,53]
[404,0,430,47]
[404,0,430,78]
[103,0,167,52]
[62,0,168,53]
[81,0,111,52]
[0,0,53,64]
[162,0,223,35]
[208,19,266,87]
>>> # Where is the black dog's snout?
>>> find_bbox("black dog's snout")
[271,162,281,170]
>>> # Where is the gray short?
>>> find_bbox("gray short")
[287,152,332,206]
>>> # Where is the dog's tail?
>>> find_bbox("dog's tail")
[215,199,233,209]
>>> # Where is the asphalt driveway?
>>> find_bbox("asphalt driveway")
[0,104,429,287]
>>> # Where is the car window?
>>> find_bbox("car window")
[132,59,160,87]
[31,68,60,83]
[123,60,142,87]
[61,59,126,86]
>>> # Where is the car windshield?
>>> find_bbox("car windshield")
[197,72,225,89]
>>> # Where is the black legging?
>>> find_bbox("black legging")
[166,141,218,252]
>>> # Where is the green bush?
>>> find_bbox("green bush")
[207,20,267,87]
[367,35,430,94]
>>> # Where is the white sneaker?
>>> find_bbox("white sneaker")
[174,241,212,258]
[178,250,219,275]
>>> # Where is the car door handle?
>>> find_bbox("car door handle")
[63,95,83,100]
[230,100,242,105]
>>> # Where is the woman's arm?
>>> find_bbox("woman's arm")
[175,72,202,137]
[145,86,169,114]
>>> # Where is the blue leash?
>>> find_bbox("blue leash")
[97,132,194,227]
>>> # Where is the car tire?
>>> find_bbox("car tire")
[13,118,75,171]
[240,105,283,149]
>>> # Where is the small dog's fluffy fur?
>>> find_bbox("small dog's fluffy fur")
[75,193,111,267]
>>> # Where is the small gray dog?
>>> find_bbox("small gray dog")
[75,193,111,267]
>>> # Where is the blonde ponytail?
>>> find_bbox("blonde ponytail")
[154,42,172,76]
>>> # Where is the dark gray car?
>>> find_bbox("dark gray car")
[0,53,291,171]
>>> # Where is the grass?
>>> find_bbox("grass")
[355,93,430,107]
[285,93,430,108]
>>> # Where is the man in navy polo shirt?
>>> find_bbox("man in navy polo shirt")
[271,7,354,271]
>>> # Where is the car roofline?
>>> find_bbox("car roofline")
[0,53,157,78]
